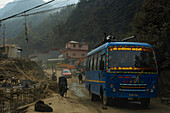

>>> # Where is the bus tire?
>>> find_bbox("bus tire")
[102,92,111,106]
[140,98,150,108]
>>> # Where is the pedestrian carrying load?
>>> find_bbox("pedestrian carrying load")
[52,72,57,81]
[59,76,68,97]
[78,73,83,84]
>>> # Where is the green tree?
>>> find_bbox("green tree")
[133,0,169,66]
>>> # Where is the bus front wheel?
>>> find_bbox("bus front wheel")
[103,96,109,105]
[102,93,111,106]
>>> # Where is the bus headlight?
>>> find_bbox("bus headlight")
[110,84,114,88]
[152,85,156,89]
[113,88,116,92]
[151,89,154,93]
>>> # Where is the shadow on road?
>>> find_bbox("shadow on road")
[112,102,150,110]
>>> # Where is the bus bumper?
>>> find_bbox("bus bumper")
[107,89,158,98]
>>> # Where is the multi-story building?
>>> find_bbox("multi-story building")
[61,41,88,64]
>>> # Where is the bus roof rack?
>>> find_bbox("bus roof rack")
[122,35,136,41]
[92,34,136,49]
[103,33,116,42]
[92,33,116,49]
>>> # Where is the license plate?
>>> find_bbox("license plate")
[128,98,133,100]
[129,94,138,96]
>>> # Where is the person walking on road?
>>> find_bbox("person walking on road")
[59,76,68,97]
[52,72,57,81]
[78,73,83,84]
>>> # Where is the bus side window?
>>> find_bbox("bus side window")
[96,53,98,70]
[94,58,96,70]
[94,53,97,70]
[103,54,106,70]
[100,54,105,70]
[90,56,93,71]
[98,56,101,70]
[93,55,95,70]
[89,56,91,71]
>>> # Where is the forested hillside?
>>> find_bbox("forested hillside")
[7,5,76,55]
[52,0,143,49]
[0,0,46,39]
[133,0,169,96]
[133,0,169,68]
[7,0,143,54]
[0,0,78,39]
[0,0,45,18]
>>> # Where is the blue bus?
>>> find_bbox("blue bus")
[85,41,158,108]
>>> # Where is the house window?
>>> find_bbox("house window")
[82,54,85,56]
[73,53,76,56]
[79,44,82,48]
[73,44,76,48]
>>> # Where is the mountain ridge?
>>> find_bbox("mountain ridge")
[0,0,45,18]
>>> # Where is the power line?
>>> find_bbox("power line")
[15,1,94,18]
[27,25,52,43]
[0,0,95,21]
[0,0,56,22]
[30,0,70,12]
[17,4,75,17]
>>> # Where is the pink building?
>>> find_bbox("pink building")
[61,41,88,60]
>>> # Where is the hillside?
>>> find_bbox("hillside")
[0,0,79,39]
[0,0,45,18]
[0,0,46,39]
[51,0,143,50]
[133,0,169,96]
[7,0,143,55]
[7,5,76,56]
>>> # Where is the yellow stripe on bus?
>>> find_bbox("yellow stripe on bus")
[85,79,105,83]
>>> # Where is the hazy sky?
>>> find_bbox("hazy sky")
[0,0,51,9]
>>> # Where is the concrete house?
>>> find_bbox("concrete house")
[61,41,88,64]
[0,45,21,58]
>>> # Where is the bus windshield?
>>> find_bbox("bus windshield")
[108,47,157,72]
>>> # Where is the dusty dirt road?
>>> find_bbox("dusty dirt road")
[27,69,170,113]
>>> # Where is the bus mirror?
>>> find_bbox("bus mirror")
[100,61,104,70]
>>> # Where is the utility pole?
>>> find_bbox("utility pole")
[24,14,29,59]
[25,15,28,43]
[0,22,1,45]
[3,24,6,47]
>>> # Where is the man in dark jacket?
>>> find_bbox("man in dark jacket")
[78,73,83,84]
[52,72,57,81]
[59,76,67,97]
